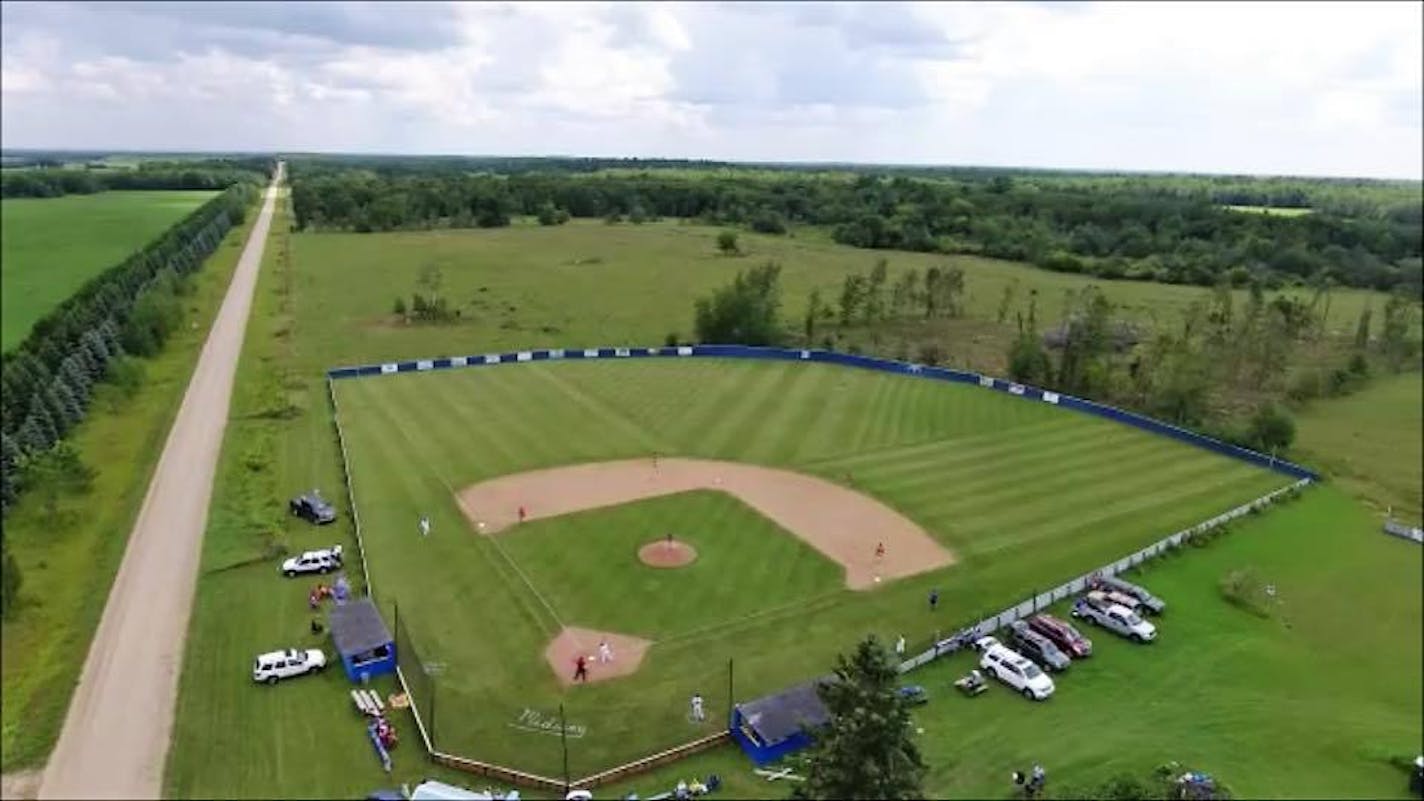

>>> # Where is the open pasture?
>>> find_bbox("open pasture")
[0,190,216,349]
[331,355,1290,778]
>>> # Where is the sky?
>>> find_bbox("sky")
[1,1,1421,179]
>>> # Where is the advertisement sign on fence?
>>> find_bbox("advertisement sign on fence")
[380,363,397,374]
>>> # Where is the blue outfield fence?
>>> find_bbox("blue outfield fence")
[326,343,1319,482]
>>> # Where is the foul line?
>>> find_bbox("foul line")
[379,403,568,640]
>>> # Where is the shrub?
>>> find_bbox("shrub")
[393,296,407,315]
[664,332,679,347]
[717,230,740,256]
[1219,567,1274,618]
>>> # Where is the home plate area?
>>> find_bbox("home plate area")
[544,626,652,686]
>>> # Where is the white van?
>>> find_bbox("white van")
[252,648,326,684]
[980,643,1056,700]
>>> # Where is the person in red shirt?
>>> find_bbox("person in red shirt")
[518,505,527,523]
[573,654,589,683]
[875,542,886,560]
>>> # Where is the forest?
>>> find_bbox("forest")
[0,157,273,198]
[287,159,1422,294]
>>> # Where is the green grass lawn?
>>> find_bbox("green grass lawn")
[0,198,258,772]
[500,492,843,637]
[316,357,1287,780]
[165,209,1414,798]
[603,486,1423,800]
[0,190,217,349]
[1293,373,1424,523]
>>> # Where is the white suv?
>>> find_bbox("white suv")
[980,644,1056,700]
[253,648,327,684]
[281,545,343,577]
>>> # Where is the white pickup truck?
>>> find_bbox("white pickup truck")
[1071,591,1157,642]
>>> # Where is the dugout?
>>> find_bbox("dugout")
[730,679,832,765]
[329,598,396,683]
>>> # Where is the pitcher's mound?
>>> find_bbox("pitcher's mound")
[639,539,697,568]
[545,627,651,686]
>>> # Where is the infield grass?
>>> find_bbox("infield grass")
[0,190,217,349]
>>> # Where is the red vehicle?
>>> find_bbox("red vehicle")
[1028,613,1093,658]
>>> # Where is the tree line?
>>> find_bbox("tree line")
[286,162,1421,294]
[0,180,260,617]
[1,158,271,198]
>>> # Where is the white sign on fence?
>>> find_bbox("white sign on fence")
[484,354,501,365]
[380,363,398,374]
[516,351,532,362]
[548,349,565,359]
[615,347,631,357]
[451,356,468,367]
[800,350,811,359]
[1009,384,1026,395]
[416,360,433,371]
[1043,391,1060,404]
[584,349,599,358]
[677,346,693,356]
[979,375,994,388]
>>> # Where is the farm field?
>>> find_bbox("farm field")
[0,197,259,772]
[325,357,1289,778]
[0,190,217,349]
[1293,373,1424,522]
[602,485,1424,800]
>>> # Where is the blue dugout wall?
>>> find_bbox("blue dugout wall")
[326,344,1318,482]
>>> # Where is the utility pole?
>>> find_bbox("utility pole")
[560,702,570,794]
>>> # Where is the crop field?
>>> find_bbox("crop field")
[328,357,1290,778]
[0,189,217,349]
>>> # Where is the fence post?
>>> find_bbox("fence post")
[727,658,735,727]
[560,702,570,794]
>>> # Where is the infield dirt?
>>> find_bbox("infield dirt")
[456,457,955,589]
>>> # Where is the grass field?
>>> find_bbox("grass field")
[601,485,1423,800]
[0,198,258,772]
[292,220,1385,371]
[164,205,1417,799]
[1293,373,1424,522]
[323,356,1289,778]
[1223,204,1314,216]
[0,190,217,349]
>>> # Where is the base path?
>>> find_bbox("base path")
[38,167,283,800]
[457,457,956,589]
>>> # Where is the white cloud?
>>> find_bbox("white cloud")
[0,0,1418,177]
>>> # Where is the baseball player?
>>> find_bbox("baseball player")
[690,693,705,722]
[518,505,527,524]
[573,654,589,683]
[419,516,431,537]
[875,542,886,561]
[598,639,613,664]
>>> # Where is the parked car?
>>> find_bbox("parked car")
[1028,614,1093,658]
[1072,592,1157,642]
[1095,587,1144,614]
[979,643,1056,700]
[281,545,343,577]
[290,490,337,525]
[253,648,326,684]
[1008,620,1072,671]
[1093,575,1166,615]
[970,635,1002,653]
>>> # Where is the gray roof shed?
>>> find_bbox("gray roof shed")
[329,598,392,658]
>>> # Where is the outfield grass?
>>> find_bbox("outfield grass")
[602,486,1423,800]
[0,190,217,349]
[1293,373,1424,522]
[0,198,257,772]
[322,357,1287,779]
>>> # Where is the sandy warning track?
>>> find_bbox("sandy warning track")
[456,458,955,589]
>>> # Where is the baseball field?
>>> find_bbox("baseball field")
[331,355,1290,778]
